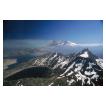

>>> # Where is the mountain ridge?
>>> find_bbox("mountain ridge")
[4,49,103,86]
[33,49,103,86]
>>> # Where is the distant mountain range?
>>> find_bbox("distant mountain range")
[48,40,102,47]
[48,40,78,46]
[4,40,103,59]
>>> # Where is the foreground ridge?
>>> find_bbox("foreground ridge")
[33,49,103,86]
[4,49,103,86]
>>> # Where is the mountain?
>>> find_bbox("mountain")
[33,49,103,86]
[46,40,103,59]
[4,49,103,86]
[48,40,78,47]
[62,41,78,46]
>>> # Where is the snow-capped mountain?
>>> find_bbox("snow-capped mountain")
[48,40,78,47]
[33,52,71,70]
[33,49,103,86]
[57,41,78,46]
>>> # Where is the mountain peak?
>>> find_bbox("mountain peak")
[79,48,89,58]
[64,41,78,46]
[48,40,78,47]
[80,51,89,58]
[78,48,98,60]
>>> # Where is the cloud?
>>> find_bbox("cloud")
[78,43,102,47]
[47,40,103,47]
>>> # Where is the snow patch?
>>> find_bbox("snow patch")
[66,71,73,76]
[91,74,99,80]
[87,78,91,85]
[80,51,89,58]
[50,53,57,61]
[86,62,95,69]
[75,71,87,85]
[60,62,75,76]
[57,76,65,79]
[96,59,103,69]
[67,79,75,85]
[49,82,54,86]
[74,63,83,72]
[85,70,96,76]
[60,60,69,68]
[53,57,69,69]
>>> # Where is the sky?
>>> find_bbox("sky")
[3,20,103,44]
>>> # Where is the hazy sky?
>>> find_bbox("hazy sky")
[3,20,103,44]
